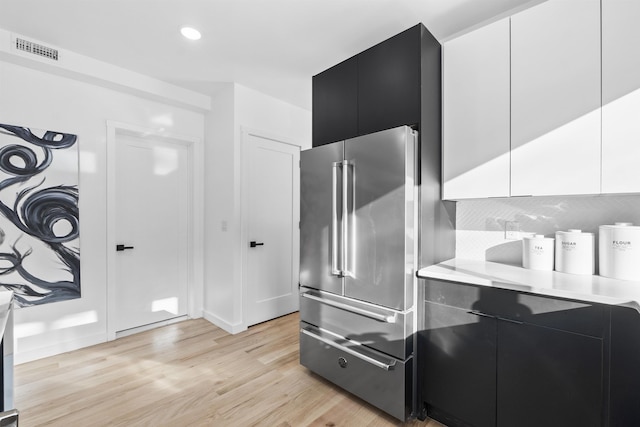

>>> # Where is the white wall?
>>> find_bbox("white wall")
[204,84,237,327]
[203,83,311,333]
[0,26,310,359]
[0,59,205,363]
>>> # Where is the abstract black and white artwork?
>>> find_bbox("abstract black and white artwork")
[0,123,80,307]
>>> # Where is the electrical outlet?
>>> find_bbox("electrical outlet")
[505,221,520,240]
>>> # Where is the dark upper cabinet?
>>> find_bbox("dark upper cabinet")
[312,57,358,146]
[358,25,422,136]
[312,24,439,147]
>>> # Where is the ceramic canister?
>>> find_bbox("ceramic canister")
[522,234,555,271]
[599,222,640,281]
[555,229,595,275]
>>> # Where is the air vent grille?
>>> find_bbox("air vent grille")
[15,38,59,61]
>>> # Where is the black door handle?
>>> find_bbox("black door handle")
[249,241,264,248]
[116,244,135,251]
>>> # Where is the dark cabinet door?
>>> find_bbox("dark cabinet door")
[497,320,603,427]
[312,57,358,147]
[357,25,421,135]
[422,301,497,427]
[610,306,640,426]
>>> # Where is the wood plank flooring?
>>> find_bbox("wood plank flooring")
[15,312,443,426]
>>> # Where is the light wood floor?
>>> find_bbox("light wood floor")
[15,312,443,426]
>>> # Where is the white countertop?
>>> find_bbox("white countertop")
[417,259,640,313]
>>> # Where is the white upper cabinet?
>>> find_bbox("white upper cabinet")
[602,0,640,193]
[442,19,510,200]
[510,0,601,196]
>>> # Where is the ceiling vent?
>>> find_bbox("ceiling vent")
[15,38,59,61]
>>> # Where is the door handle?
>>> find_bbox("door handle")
[116,244,134,251]
[342,160,353,278]
[300,328,396,371]
[301,292,397,323]
[249,241,264,248]
[331,161,342,276]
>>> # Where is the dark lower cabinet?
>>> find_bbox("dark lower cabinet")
[497,321,603,427]
[421,279,608,427]
[610,306,640,426]
[422,302,496,427]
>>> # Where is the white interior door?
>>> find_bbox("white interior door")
[114,134,189,332]
[244,131,300,327]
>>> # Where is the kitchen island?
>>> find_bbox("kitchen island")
[417,260,640,427]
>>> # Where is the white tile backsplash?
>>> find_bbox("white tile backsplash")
[455,194,640,265]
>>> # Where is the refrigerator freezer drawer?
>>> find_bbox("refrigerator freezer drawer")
[300,288,412,360]
[300,324,412,421]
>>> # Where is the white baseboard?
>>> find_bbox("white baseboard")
[115,315,188,339]
[15,332,107,365]
[202,310,246,334]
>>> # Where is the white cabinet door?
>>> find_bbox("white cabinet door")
[602,0,640,193]
[511,0,601,196]
[443,19,511,200]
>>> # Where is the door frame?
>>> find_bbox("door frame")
[106,120,204,341]
[240,126,300,329]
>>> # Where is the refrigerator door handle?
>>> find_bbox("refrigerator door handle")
[342,160,353,278]
[300,328,397,371]
[300,291,397,323]
[331,161,342,276]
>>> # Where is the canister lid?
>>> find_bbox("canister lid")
[600,222,639,229]
[524,234,553,241]
[556,229,594,237]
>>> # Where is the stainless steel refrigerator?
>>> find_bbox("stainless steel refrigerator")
[299,125,418,420]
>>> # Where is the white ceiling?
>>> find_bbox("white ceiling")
[0,0,541,110]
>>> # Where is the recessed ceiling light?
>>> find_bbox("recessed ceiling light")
[180,26,201,41]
